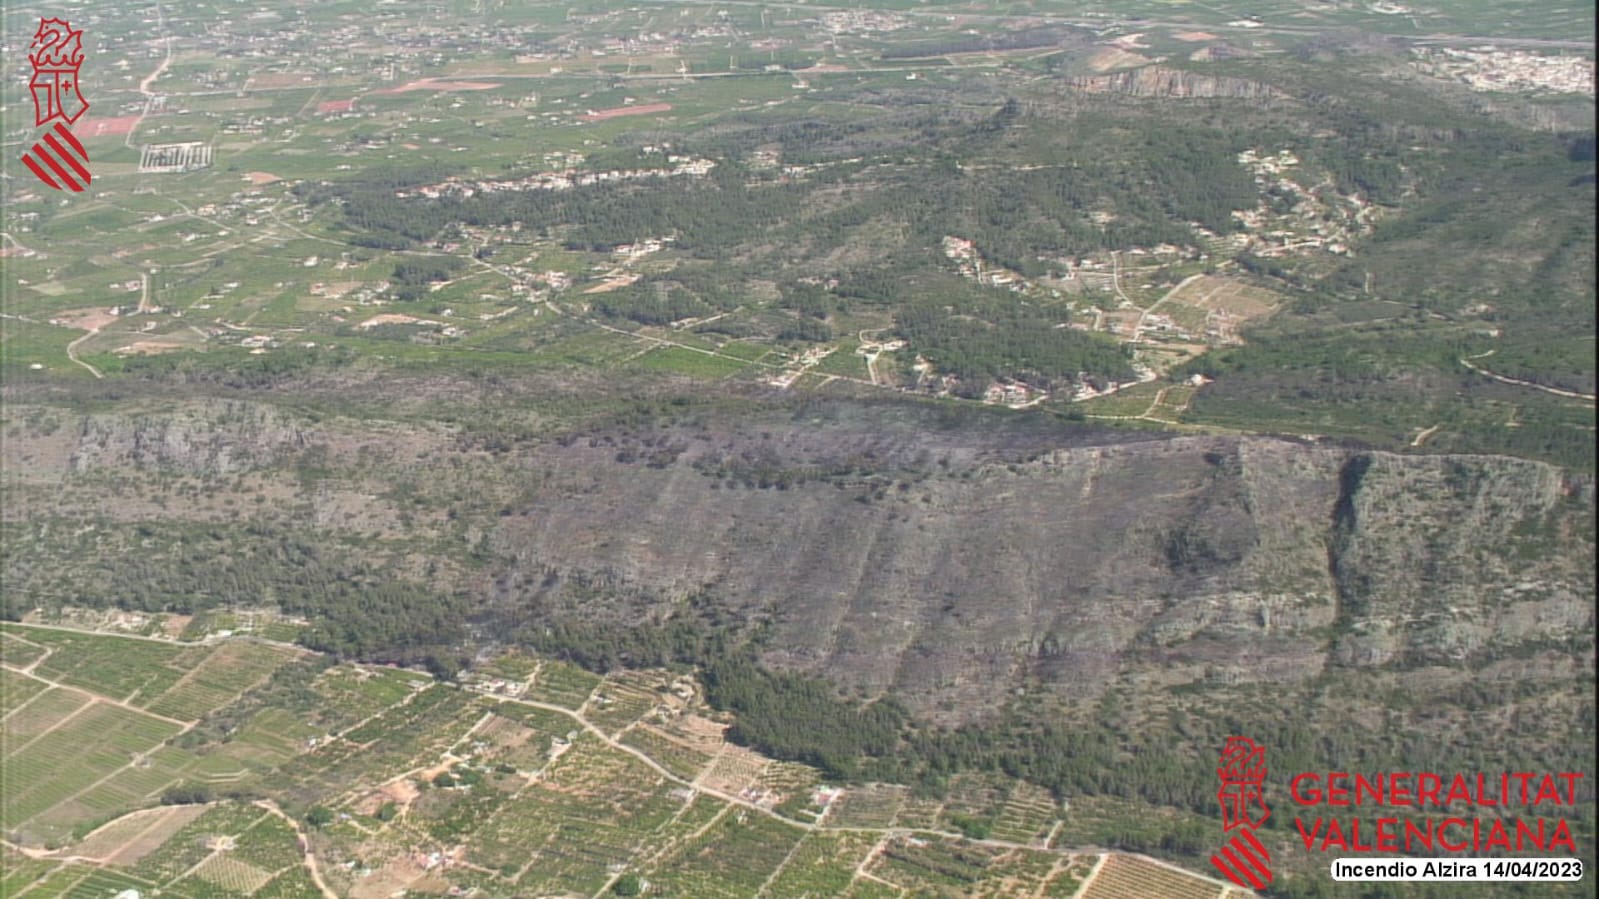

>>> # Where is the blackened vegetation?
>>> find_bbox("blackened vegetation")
[1160,457,1258,575]
[1327,453,1374,628]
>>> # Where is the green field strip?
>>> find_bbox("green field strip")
[467,737,678,886]
[1,632,50,668]
[524,660,601,710]
[252,865,322,899]
[0,853,59,895]
[583,681,660,736]
[760,830,880,898]
[8,865,94,897]
[2,688,92,747]
[841,877,904,899]
[25,629,195,703]
[619,727,715,781]
[0,667,50,716]
[827,784,906,829]
[3,703,184,831]
[629,345,753,379]
[872,836,1001,894]
[646,808,806,898]
[137,644,294,720]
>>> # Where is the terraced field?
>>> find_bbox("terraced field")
[1081,853,1232,899]
[0,620,1239,897]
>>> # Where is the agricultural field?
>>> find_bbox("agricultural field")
[5,0,1588,469]
[1079,853,1234,899]
[1,620,1239,898]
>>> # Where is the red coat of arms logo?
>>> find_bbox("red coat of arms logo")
[1217,735,1271,831]
[28,17,89,127]
[21,17,92,192]
[1211,736,1274,890]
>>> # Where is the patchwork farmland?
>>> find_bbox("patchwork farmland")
[2,620,1236,898]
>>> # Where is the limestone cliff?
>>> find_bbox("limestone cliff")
[4,395,1591,727]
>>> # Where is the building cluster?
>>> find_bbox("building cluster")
[397,157,715,200]
[1413,48,1594,96]
[941,236,1027,292]
[1233,148,1372,258]
[820,10,911,34]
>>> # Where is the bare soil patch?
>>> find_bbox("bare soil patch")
[1162,275,1281,342]
[376,78,503,94]
[582,273,641,294]
[1087,48,1150,72]
[245,73,319,89]
[48,307,118,331]
[69,804,210,865]
[357,313,421,329]
[582,102,673,121]
[162,615,192,638]
[355,776,422,816]
[76,116,141,138]
[350,856,428,899]
[113,339,190,356]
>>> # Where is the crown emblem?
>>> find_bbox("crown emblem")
[1217,736,1267,784]
[29,18,85,70]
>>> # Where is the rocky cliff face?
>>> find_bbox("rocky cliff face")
[4,394,1591,726]
[66,399,313,476]
[1068,66,1282,100]
[485,429,1591,719]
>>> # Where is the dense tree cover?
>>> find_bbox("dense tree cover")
[114,345,359,390]
[299,146,1200,386]
[392,259,463,287]
[589,266,753,327]
[775,316,833,342]
[294,580,470,676]
[522,616,904,780]
[892,274,1134,394]
[285,104,1288,391]
[1133,127,1263,235]
[1173,324,1596,472]
[590,282,713,326]
[391,258,466,301]
[703,654,909,780]
[2,519,472,675]
[1318,128,1595,315]
[159,783,216,805]
[302,111,1258,275]
[776,282,834,320]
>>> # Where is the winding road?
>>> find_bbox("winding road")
[1459,349,1595,402]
